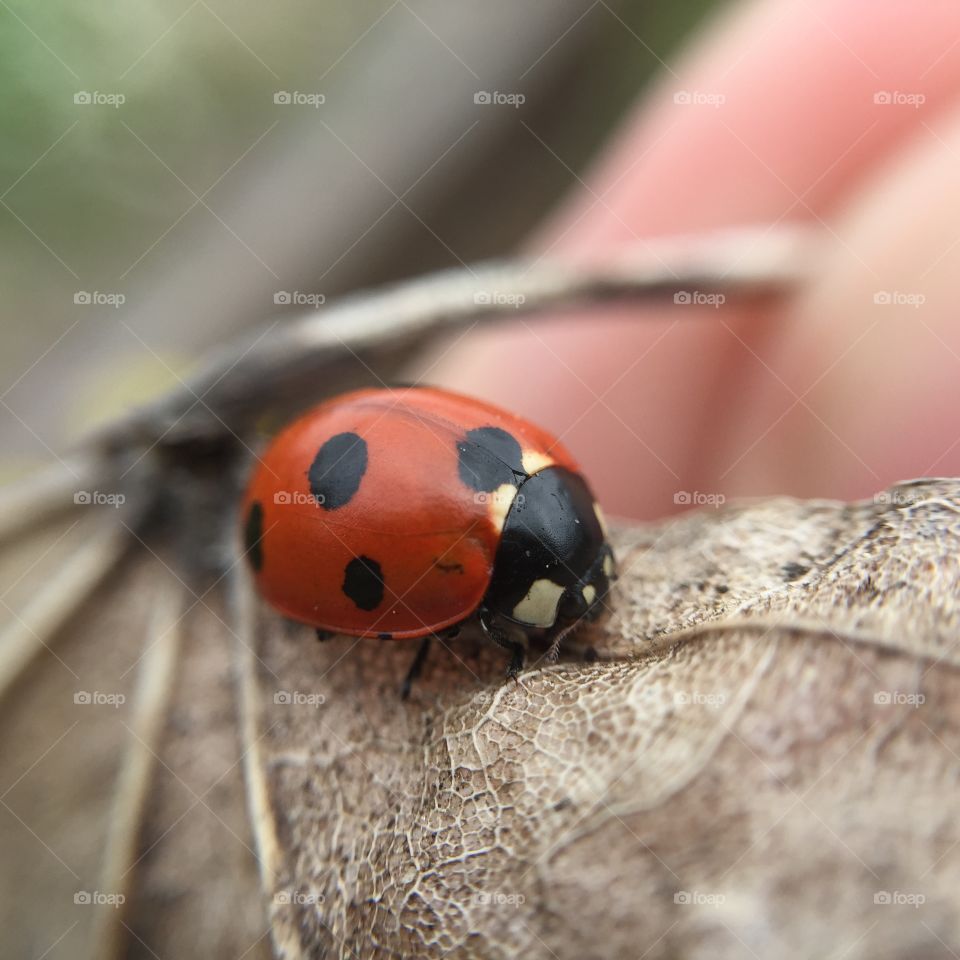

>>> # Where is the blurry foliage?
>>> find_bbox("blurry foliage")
[0,0,717,407]
[1,1,370,291]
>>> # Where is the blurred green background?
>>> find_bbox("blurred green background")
[1,0,716,469]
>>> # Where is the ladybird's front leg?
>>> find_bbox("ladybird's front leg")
[400,635,432,700]
[479,607,527,680]
[543,615,585,664]
[399,626,464,699]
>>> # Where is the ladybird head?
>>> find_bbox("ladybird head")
[482,466,616,632]
[553,541,616,628]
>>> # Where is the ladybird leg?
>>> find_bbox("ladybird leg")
[479,609,527,679]
[315,628,334,643]
[493,630,526,679]
[544,619,581,663]
[400,636,432,700]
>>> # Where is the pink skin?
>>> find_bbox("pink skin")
[426,0,960,519]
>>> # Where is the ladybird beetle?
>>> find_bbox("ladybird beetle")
[241,386,615,693]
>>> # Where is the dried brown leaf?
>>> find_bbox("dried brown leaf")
[3,462,959,959]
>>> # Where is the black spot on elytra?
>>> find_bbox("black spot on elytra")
[342,555,384,611]
[456,426,525,492]
[308,432,367,510]
[434,559,465,574]
[243,501,264,571]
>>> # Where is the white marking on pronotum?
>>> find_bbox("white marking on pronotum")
[521,449,554,477]
[482,481,518,533]
[512,578,565,628]
[603,554,614,578]
[594,502,609,537]
[582,584,596,606]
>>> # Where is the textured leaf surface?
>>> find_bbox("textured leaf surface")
[2,479,958,958]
